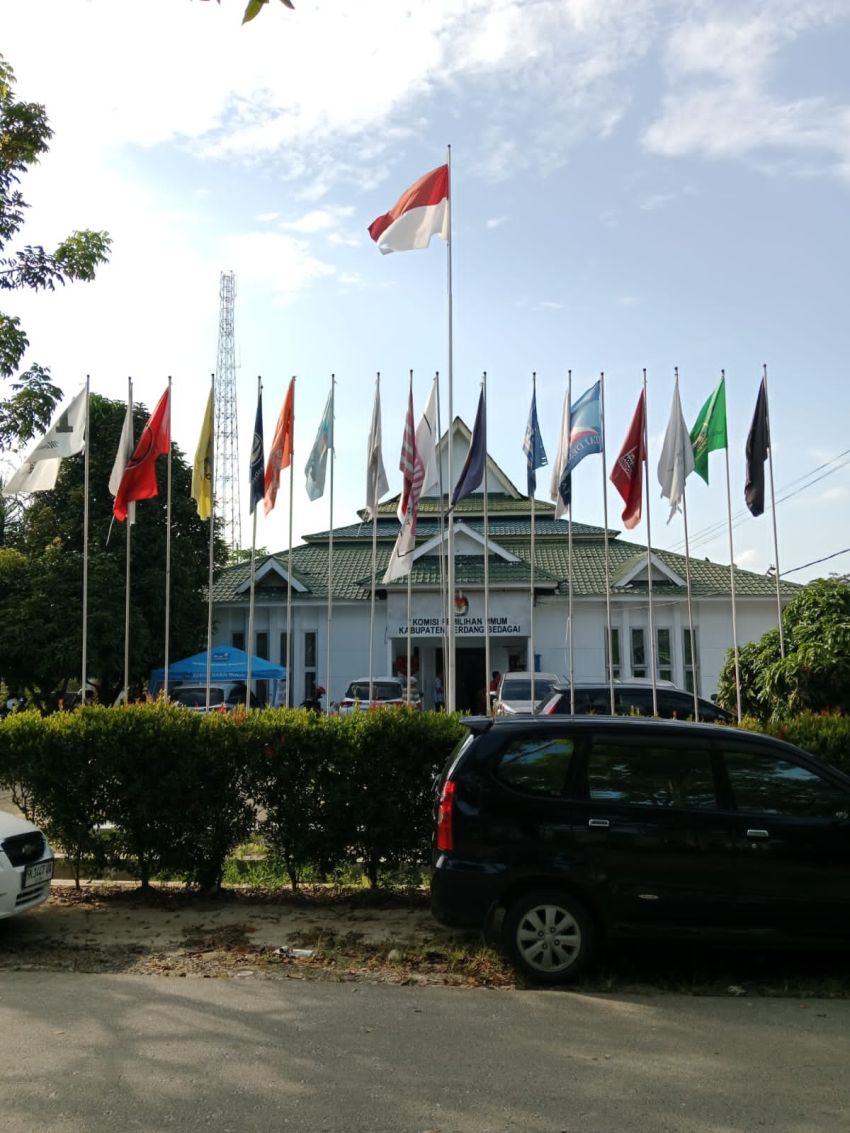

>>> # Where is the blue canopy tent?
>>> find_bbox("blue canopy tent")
[149,645,286,704]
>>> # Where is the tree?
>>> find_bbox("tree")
[717,577,850,722]
[199,0,294,24]
[0,395,228,707]
[0,56,110,452]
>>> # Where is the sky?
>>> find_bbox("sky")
[2,0,850,584]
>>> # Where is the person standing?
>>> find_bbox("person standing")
[433,673,445,712]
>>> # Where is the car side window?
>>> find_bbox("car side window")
[723,749,850,818]
[494,735,576,797]
[588,737,717,809]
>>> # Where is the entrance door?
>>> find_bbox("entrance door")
[456,647,486,714]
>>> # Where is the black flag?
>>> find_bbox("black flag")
[745,378,769,517]
[249,390,265,514]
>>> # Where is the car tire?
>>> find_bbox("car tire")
[503,889,597,985]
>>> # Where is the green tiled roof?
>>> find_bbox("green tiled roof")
[213,496,800,604]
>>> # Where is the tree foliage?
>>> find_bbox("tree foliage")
[199,0,294,25]
[717,577,850,722]
[0,56,110,451]
[0,395,228,707]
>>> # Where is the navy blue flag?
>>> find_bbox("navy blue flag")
[558,380,603,508]
[452,388,486,505]
[522,385,548,497]
[249,391,265,514]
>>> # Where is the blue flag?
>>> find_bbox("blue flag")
[452,388,486,505]
[558,380,603,508]
[249,391,264,514]
[522,385,548,496]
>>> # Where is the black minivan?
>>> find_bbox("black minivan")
[431,716,850,983]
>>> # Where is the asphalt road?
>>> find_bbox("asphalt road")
[1,973,848,1132]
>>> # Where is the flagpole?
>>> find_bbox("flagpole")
[482,372,491,714]
[81,376,90,702]
[434,371,447,707]
[529,373,537,713]
[566,370,575,714]
[123,378,133,705]
[205,374,215,709]
[326,375,335,711]
[720,370,742,723]
[675,368,699,720]
[163,375,173,696]
[287,377,296,706]
[642,368,658,717]
[599,372,615,714]
[246,376,262,707]
[445,143,456,713]
[368,373,380,709]
[763,364,785,658]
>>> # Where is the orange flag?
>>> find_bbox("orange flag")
[263,378,294,515]
[114,387,171,522]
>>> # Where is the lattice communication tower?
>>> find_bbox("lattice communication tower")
[214,270,242,550]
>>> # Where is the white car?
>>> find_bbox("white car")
[492,671,563,715]
[0,811,54,919]
[338,677,422,715]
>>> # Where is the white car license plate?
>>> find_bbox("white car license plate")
[23,859,54,887]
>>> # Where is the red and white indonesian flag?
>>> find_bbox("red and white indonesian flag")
[368,165,449,255]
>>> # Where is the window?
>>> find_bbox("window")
[723,750,850,819]
[256,632,268,660]
[684,628,700,695]
[232,631,245,651]
[279,632,289,667]
[604,627,621,679]
[630,628,646,678]
[656,627,672,682]
[588,737,716,809]
[495,735,576,797]
[304,631,317,701]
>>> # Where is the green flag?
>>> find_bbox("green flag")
[690,377,727,483]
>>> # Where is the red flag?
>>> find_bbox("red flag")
[609,391,646,530]
[263,378,294,515]
[397,375,416,523]
[113,387,171,522]
[368,165,449,254]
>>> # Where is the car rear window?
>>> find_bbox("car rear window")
[501,679,555,701]
[494,735,576,797]
[345,682,402,701]
[172,688,225,707]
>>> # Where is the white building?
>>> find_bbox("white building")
[212,421,795,709]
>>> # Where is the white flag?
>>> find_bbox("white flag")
[365,378,388,521]
[382,378,438,583]
[3,387,87,495]
[549,386,570,520]
[657,378,695,522]
[109,396,136,525]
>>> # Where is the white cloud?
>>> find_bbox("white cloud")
[279,207,355,235]
[486,216,508,229]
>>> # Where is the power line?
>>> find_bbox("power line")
[781,547,850,577]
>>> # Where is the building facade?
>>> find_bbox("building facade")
[212,422,796,710]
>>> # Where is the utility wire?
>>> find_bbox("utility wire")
[781,547,850,577]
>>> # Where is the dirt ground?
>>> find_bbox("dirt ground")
[0,881,506,986]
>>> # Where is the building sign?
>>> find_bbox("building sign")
[387,593,530,639]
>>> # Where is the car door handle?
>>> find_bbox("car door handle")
[746,828,770,840]
[588,818,610,829]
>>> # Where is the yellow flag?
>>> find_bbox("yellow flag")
[191,390,214,520]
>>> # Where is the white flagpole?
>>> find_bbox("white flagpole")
[599,372,615,714]
[287,377,296,706]
[123,378,134,704]
[675,368,699,720]
[642,369,659,717]
[720,370,742,723]
[406,568,413,705]
[566,370,575,714]
[163,375,173,696]
[246,375,262,708]
[434,371,447,706]
[368,373,380,708]
[205,374,215,709]
[81,376,90,701]
[326,375,335,711]
[445,144,456,713]
[482,373,491,714]
[763,363,785,658]
[529,373,537,713]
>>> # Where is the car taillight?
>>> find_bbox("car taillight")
[436,779,456,852]
[545,701,556,715]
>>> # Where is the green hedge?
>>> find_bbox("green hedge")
[743,712,850,776]
[0,705,465,890]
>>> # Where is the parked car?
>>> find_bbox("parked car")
[0,811,55,920]
[539,678,733,723]
[492,671,564,715]
[169,683,259,711]
[431,714,850,984]
[337,677,421,715]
